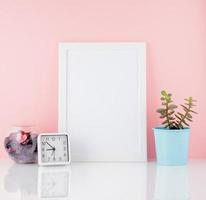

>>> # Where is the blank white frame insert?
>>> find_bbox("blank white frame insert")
[59,42,147,162]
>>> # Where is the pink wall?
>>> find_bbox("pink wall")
[0,0,205,159]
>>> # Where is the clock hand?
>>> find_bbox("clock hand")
[46,142,54,149]
[53,149,56,160]
[51,146,56,155]
[46,148,53,151]
[51,146,56,158]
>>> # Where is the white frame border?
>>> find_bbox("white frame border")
[58,42,147,162]
[37,133,71,166]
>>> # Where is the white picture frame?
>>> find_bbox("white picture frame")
[59,42,147,162]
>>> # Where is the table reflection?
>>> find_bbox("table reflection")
[4,162,147,200]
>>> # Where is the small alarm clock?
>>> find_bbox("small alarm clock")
[38,133,70,166]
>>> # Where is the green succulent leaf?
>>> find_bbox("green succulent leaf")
[162,120,168,124]
[181,104,188,110]
[186,113,192,118]
[175,114,182,121]
[182,120,189,127]
[156,108,165,113]
[168,104,178,110]
[185,117,192,122]
[168,111,175,115]
[179,124,184,129]
[160,115,166,119]
[161,90,167,96]
[177,112,184,117]
[190,110,198,114]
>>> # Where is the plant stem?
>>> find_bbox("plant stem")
[178,104,191,128]
[165,100,171,128]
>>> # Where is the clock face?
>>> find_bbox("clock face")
[38,134,70,165]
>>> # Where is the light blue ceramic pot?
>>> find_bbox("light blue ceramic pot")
[153,127,190,166]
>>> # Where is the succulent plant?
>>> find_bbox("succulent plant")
[157,90,197,129]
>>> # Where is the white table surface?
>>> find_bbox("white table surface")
[0,159,206,200]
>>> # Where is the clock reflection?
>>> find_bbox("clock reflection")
[38,166,71,199]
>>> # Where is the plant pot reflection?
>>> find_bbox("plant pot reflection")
[154,166,190,200]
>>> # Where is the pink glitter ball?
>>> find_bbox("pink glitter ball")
[4,127,38,164]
